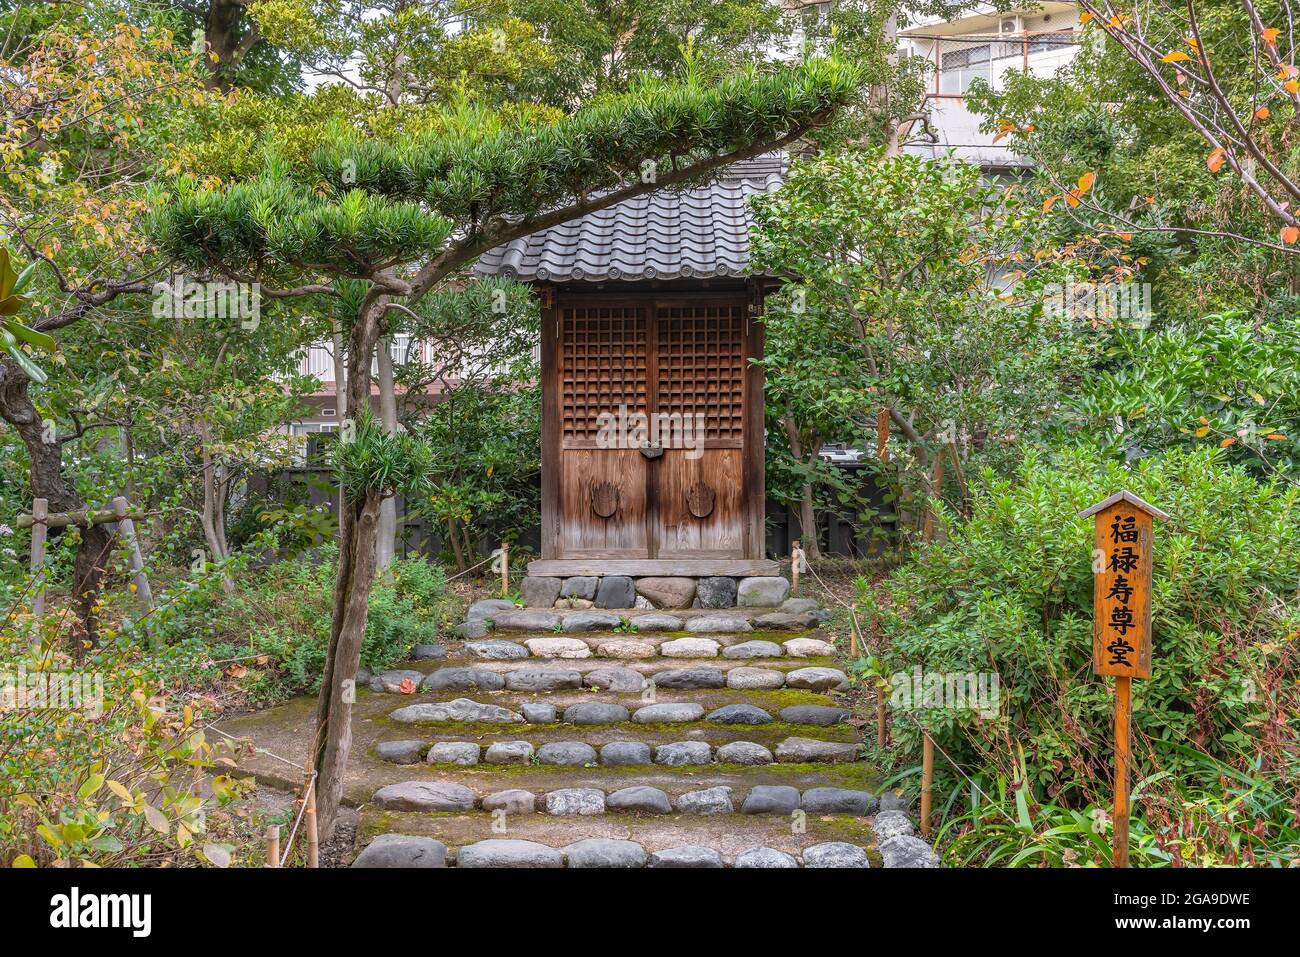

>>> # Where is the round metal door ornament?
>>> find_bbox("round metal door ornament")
[685,480,715,519]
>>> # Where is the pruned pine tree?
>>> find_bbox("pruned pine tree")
[151,57,862,837]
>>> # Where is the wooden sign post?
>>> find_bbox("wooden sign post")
[1079,490,1168,867]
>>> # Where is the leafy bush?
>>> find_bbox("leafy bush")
[865,444,1299,862]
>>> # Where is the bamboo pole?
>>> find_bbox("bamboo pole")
[29,498,47,619]
[920,731,935,837]
[500,540,509,596]
[1113,675,1132,867]
[305,775,320,869]
[264,825,280,867]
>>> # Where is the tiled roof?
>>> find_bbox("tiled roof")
[474,155,786,283]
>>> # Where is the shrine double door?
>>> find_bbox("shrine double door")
[540,290,764,562]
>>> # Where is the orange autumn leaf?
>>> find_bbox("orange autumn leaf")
[1288,79,1300,93]
[398,677,417,695]
[1043,194,1060,212]
[1078,170,1097,193]
[1065,189,1081,208]
[1265,433,1288,440]
[1080,10,1095,23]
[1256,105,1271,120]
[1281,225,1300,243]
[1160,51,1191,63]
[1219,437,1238,447]
[1207,147,1227,172]
[226,663,248,678]
[1262,27,1281,45]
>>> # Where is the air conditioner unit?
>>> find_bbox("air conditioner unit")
[1000,15,1023,34]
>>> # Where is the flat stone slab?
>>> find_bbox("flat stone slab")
[654,741,713,766]
[521,702,557,723]
[873,810,916,842]
[352,834,447,868]
[525,637,592,658]
[504,668,582,692]
[560,577,598,599]
[683,617,750,634]
[376,740,425,764]
[780,705,851,726]
[726,667,785,690]
[456,839,562,868]
[583,666,647,692]
[545,788,605,816]
[467,598,517,621]
[605,786,673,815]
[634,577,696,609]
[654,666,726,689]
[783,637,836,657]
[410,644,448,661]
[372,781,476,812]
[716,741,774,765]
[421,667,505,691]
[781,598,821,614]
[802,842,871,868]
[801,787,876,815]
[673,786,734,815]
[494,610,562,632]
[737,576,791,607]
[660,636,722,656]
[390,699,523,724]
[484,741,534,765]
[595,638,657,658]
[776,737,859,763]
[634,702,705,723]
[722,640,784,659]
[465,640,529,660]
[630,613,684,631]
[370,669,424,692]
[521,576,561,608]
[426,742,480,765]
[563,702,630,724]
[741,785,801,814]
[565,837,647,868]
[482,789,536,815]
[649,845,724,868]
[735,846,798,868]
[754,611,817,630]
[536,742,597,765]
[600,741,652,765]
[707,703,773,725]
[561,610,623,632]
[785,667,849,690]
[880,835,940,868]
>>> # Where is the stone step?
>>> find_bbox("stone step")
[350,808,938,868]
[454,633,838,661]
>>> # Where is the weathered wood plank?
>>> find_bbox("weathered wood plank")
[527,558,779,577]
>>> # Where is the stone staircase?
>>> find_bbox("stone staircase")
[337,600,939,869]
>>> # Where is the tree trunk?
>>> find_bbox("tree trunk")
[203,0,262,90]
[0,356,115,657]
[374,336,398,570]
[780,411,823,559]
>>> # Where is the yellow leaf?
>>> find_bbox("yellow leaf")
[1160,51,1191,63]
[1263,27,1281,45]
[1194,427,1210,437]
[1287,79,1300,94]
[12,855,36,868]
[1080,11,1095,23]
[1207,147,1226,173]
[142,803,169,834]
[1220,437,1237,447]
[1078,170,1097,193]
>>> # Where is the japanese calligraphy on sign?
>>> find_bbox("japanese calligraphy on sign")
[1079,491,1168,679]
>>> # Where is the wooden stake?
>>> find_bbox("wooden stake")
[500,540,509,596]
[920,730,934,837]
[112,496,153,611]
[1113,675,1132,867]
[790,542,802,597]
[848,602,858,656]
[876,408,891,462]
[265,825,280,868]
[305,775,320,869]
[29,498,47,619]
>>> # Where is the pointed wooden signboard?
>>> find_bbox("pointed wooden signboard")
[1079,490,1169,868]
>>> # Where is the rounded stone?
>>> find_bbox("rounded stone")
[715,741,774,765]
[595,638,657,659]
[352,834,447,868]
[605,786,673,814]
[525,637,592,659]
[801,787,876,815]
[880,834,940,868]
[774,737,860,763]
[707,703,773,725]
[737,576,791,607]
[696,577,737,609]
[653,666,725,689]
[726,667,785,690]
[781,598,820,614]
[563,701,630,724]
[784,667,850,691]
[466,639,529,660]
[634,702,705,723]
[584,667,648,692]
[673,786,733,814]
[561,610,623,632]
[521,576,562,608]
[426,741,480,765]
[372,781,476,812]
[660,636,722,656]
[494,609,563,632]
[504,668,582,692]
[456,839,562,868]
[544,788,605,816]
[873,809,916,842]
[560,577,599,599]
[722,640,784,659]
[565,837,647,868]
[410,643,448,660]
[634,577,696,609]
[631,613,685,631]
[735,846,798,868]
[880,790,915,812]
[754,611,817,630]
[536,741,597,765]
[370,669,424,692]
[484,740,535,765]
[595,575,636,609]
[376,739,426,764]
[780,704,851,725]
[391,699,522,724]
[783,637,837,657]
[654,741,713,766]
[453,619,490,639]
[802,842,871,868]
[421,667,505,691]
[599,741,652,765]
[482,789,536,815]
[741,785,801,814]
[683,617,750,635]
[649,845,724,868]
[521,702,558,723]
[467,598,518,621]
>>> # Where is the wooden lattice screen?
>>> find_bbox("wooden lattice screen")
[656,304,746,441]
[560,305,647,440]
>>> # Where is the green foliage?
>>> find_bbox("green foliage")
[334,413,433,502]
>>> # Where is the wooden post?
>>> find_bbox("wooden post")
[29,498,47,618]
[112,496,153,611]
[264,825,280,868]
[920,730,934,837]
[1113,675,1132,868]
[305,775,320,869]
[848,602,858,656]
[876,408,890,462]
[790,542,802,597]
[500,540,509,596]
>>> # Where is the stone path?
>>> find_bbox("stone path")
[220,601,939,869]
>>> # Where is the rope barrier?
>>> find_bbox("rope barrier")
[445,552,496,582]
[279,772,316,867]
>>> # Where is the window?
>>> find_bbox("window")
[939,43,992,95]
